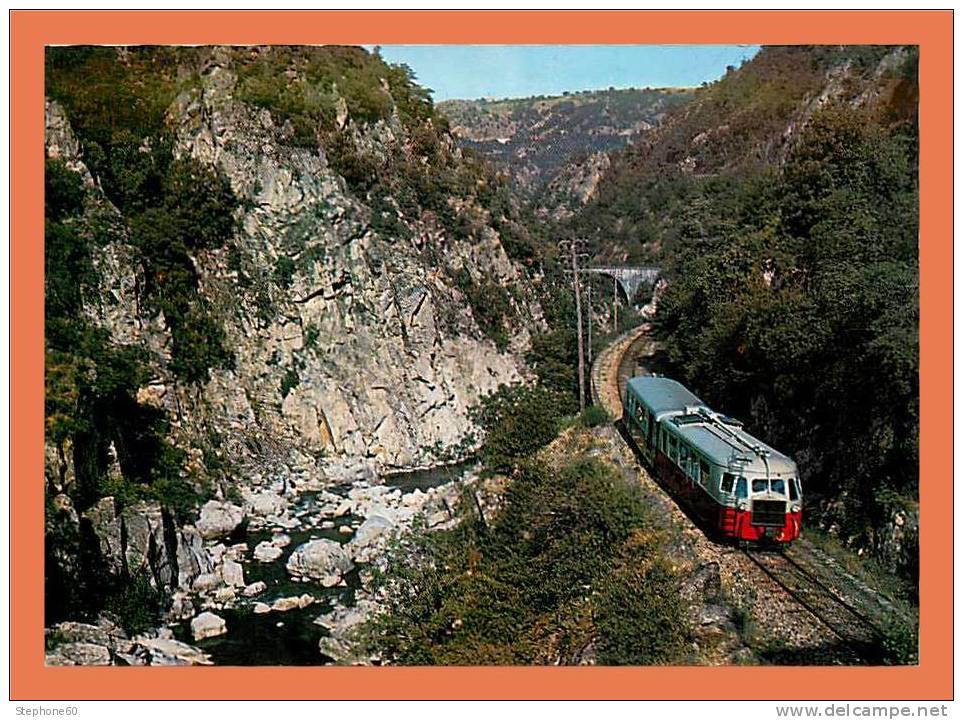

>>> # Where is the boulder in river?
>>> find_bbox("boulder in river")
[253,540,283,563]
[348,514,396,562]
[271,596,303,612]
[243,581,267,597]
[220,559,245,587]
[128,637,213,666]
[191,611,227,640]
[192,572,222,592]
[196,501,245,540]
[247,490,288,518]
[286,539,354,587]
[46,642,111,666]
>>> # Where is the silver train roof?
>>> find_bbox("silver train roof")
[626,376,705,419]
[627,376,797,476]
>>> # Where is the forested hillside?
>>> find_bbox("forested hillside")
[42,43,920,667]
[440,87,694,201]
[566,45,919,575]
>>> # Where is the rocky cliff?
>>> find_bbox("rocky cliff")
[44,45,542,629]
[46,46,539,491]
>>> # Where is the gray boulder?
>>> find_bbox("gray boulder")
[220,559,245,587]
[196,500,245,539]
[191,611,227,640]
[286,539,354,587]
[46,642,111,666]
[347,514,396,562]
[253,540,283,563]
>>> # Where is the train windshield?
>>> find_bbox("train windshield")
[751,478,787,495]
[735,477,748,499]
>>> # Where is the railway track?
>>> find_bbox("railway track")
[744,549,890,663]
[591,322,911,665]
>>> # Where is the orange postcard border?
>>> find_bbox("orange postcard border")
[10,9,953,701]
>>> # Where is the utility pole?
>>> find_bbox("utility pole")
[571,240,586,414]
[586,280,593,377]
[559,238,589,413]
[613,275,619,332]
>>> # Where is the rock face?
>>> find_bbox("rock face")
[82,498,214,591]
[286,539,355,587]
[45,47,540,490]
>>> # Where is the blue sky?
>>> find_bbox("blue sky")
[375,45,760,101]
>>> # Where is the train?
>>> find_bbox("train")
[623,375,802,544]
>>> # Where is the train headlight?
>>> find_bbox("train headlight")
[737,500,748,511]
[791,504,801,514]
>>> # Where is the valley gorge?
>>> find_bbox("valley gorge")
[43,44,920,667]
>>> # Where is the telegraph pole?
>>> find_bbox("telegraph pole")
[613,275,619,332]
[586,280,593,374]
[559,238,590,412]
[570,240,586,413]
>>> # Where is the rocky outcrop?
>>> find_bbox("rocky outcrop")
[45,620,212,666]
[153,48,535,480]
[82,498,214,591]
[46,47,539,491]
[873,502,919,580]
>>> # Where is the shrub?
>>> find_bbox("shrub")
[457,270,512,351]
[880,616,918,665]
[104,572,166,635]
[45,158,87,220]
[280,367,300,398]
[324,130,381,195]
[471,385,562,470]
[595,558,689,665]
[362,453,689,665]
[580,405,611,428]
[273,256,296,288]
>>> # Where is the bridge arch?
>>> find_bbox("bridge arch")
[581,266,660,303]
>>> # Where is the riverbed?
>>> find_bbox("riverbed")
[171,462,479,665]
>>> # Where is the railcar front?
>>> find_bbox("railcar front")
[623,376,802,544]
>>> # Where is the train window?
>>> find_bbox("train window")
[720,473,735,493]
[752,479,768,494]
[788,478,799,501]
[735,477,748,499]
[771,478,786,495]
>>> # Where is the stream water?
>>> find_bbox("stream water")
[171,462,478,665]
